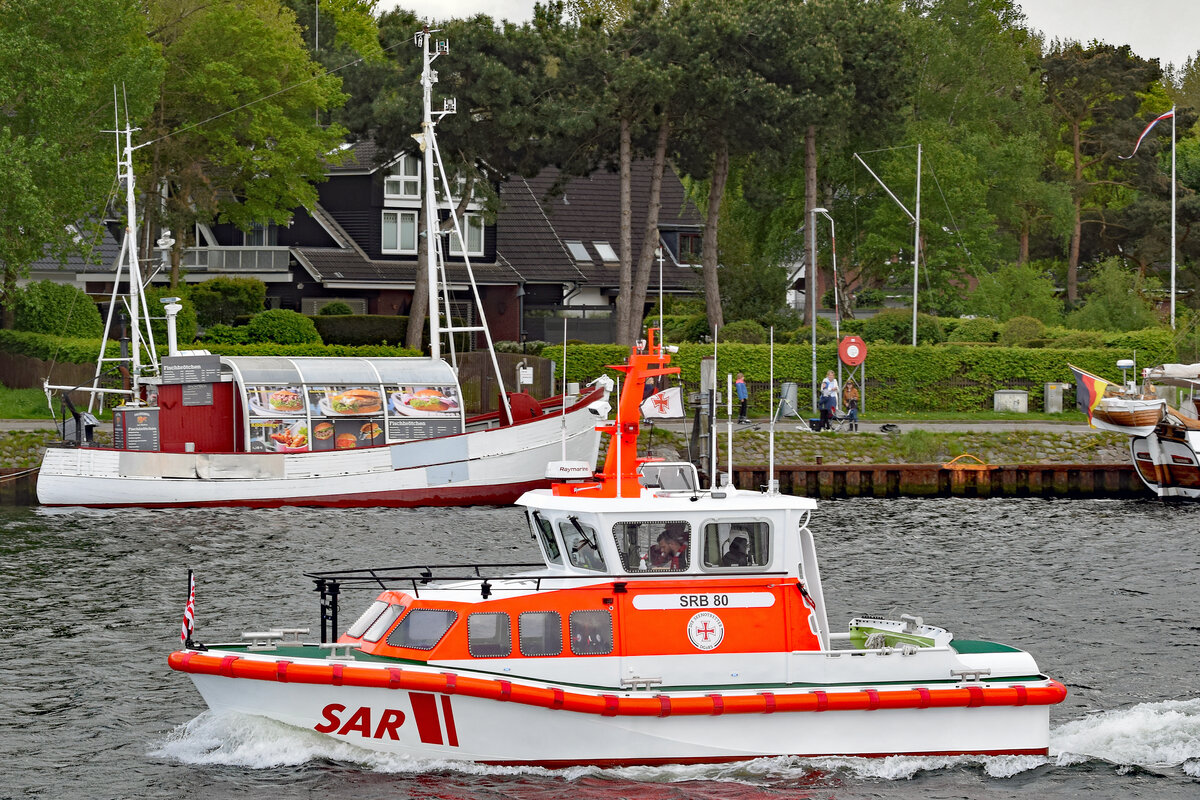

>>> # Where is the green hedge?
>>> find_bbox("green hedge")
[544,335,1176,413]
[311,314,409,346]
[0,329,420,363]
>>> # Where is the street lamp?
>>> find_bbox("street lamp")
[810,207,824,414]
[813,208,840,388]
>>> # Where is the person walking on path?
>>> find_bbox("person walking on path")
[819,370,840,431]
[736,373,749,423]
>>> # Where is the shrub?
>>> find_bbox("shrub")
[998,315,1046,347]
[1067,258,1161,331]
[189,277,266,326]
[311,314,406,346]
[861,309,945,344]
[317,301,353,316]
[1046,330,1106,349]
[11,280,104,338]
[201,324,251,345]
[854,288,887,308]
[719,319,767,344]
[968,262,1063,323]
[947,317,999,343]
[245,309,322,344]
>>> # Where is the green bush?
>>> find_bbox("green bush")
[317,301,354,316]
[311,314,407,346]
[205,342,420,357]
[11,280,104,338]
[947,317,999,343]
[245,309,322,345]
[1046,329,1106,349]
[653,313,711,343]
[144,285,198,347]
[719,319,767,344]
[189,277,266,326]
[854,288,886,308]
[201,324,251,345]
[861,309,945,344]
[998,315,1046,347]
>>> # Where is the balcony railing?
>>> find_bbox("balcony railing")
[181,247,291,272]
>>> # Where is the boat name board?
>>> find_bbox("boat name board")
[631,592,775,610]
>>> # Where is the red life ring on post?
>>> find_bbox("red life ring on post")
[839,336,867,367]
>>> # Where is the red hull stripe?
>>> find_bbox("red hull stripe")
[440,695,459,747]
[409,692,443,745]
[168,651,1068,715]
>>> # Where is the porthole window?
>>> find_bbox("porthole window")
[386,608,457,650]
[569,609,613,655]
[519,611,563,656]
[346,600,388,638]
[362,603,405,643]
[468,612,512,657]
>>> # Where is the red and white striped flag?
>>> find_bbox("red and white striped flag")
[180,570,195,644]
[1120,108,1175,159]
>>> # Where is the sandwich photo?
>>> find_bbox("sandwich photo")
[267,388,304,413]
[329,388,382,414]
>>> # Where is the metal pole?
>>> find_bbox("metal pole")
[818,210,841,389]
[1171,106,1177,329]
[419,30,440,359]
[912,142,921,347]
[809,207,818,415]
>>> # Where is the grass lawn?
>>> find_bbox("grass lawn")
[0,386,58,420]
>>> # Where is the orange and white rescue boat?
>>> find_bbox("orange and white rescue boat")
[169,332,1066,765]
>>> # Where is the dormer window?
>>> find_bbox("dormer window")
[384,154,420,199]
[565,240,590,261]
[447,213,484,256]
[593,241,618,262]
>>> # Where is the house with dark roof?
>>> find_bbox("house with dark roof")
[27,143,704,345]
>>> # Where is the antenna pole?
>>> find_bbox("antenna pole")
[418,29,440,359]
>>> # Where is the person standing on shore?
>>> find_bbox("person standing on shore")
[843,379,860,432]
[736,373,749,423]
[819,370,839,430]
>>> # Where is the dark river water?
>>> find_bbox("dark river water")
[2,497,1199,799]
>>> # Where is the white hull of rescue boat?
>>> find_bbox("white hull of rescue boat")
[37,399,602,508]
[184,674,1053,763]
[1130,429,1200,499]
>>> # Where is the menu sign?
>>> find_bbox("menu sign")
[181,383,213,406]
[388,417,462,441]
[114,406,160,451]
[161,355,221,385]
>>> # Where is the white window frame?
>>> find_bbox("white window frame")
[447,214,485,257]
[384,154,421,200]
[382,210,418,254]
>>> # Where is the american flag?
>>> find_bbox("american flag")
[180,570,195,644]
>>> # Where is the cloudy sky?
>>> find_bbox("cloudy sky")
[378,0,1200,70]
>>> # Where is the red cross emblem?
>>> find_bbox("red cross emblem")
[696,622,716,641]
[651,392,671,413]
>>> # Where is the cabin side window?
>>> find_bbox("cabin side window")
[386,608,457,650]
[558,518,605,571]
[467,612,512,658]
[569,610,613,655]
[531,511,562,564]
[612,520,691,572]
[702,521,770,569]
[518,611,563,656]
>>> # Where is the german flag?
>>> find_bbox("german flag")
[1069,364,1109,424]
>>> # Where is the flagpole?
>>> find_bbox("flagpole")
[1172,105,1177,329]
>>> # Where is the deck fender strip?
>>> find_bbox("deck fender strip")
[760,692,776,714]
[966,685,984,707]
[657,695,672,718]
[813,691,828,712]
[709,694,725,716]
[1013,685,1027,706]
[602,695,619,716]
[865,689,880,710]
[276,661,291,683]
[551,688,565,709]
[916,687,931,708]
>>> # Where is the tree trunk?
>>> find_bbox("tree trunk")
[614,116,634,345]
[701,139,729,334]
[1018,220,1030,266]
[628,115,671,344]
[804,125,818,328]
[405,204,430,352]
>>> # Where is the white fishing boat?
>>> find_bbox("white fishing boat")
[169,329,1067,765]
[37,33,609,509]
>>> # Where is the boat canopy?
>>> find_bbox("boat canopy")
[221,356,459,388]
[1146,363,1200,389]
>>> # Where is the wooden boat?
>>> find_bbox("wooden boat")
[38,34,609,509]
[168,327,1066,764]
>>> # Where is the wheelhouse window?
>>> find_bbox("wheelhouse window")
[346,600,388,638]
[531,511,562,564]
[447,213,484,256]
[519,611,563,656]
[613,520,691,572]
[384,154,420,199]
[569,609,613,655]
[559,518,605,571]
[386,608,457,650]
[467,612,512,657]
[702,521,770,569]
[382,210,418,254]
[361,603,405,643]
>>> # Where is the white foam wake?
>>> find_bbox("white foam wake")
[1052,698,1200,775]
